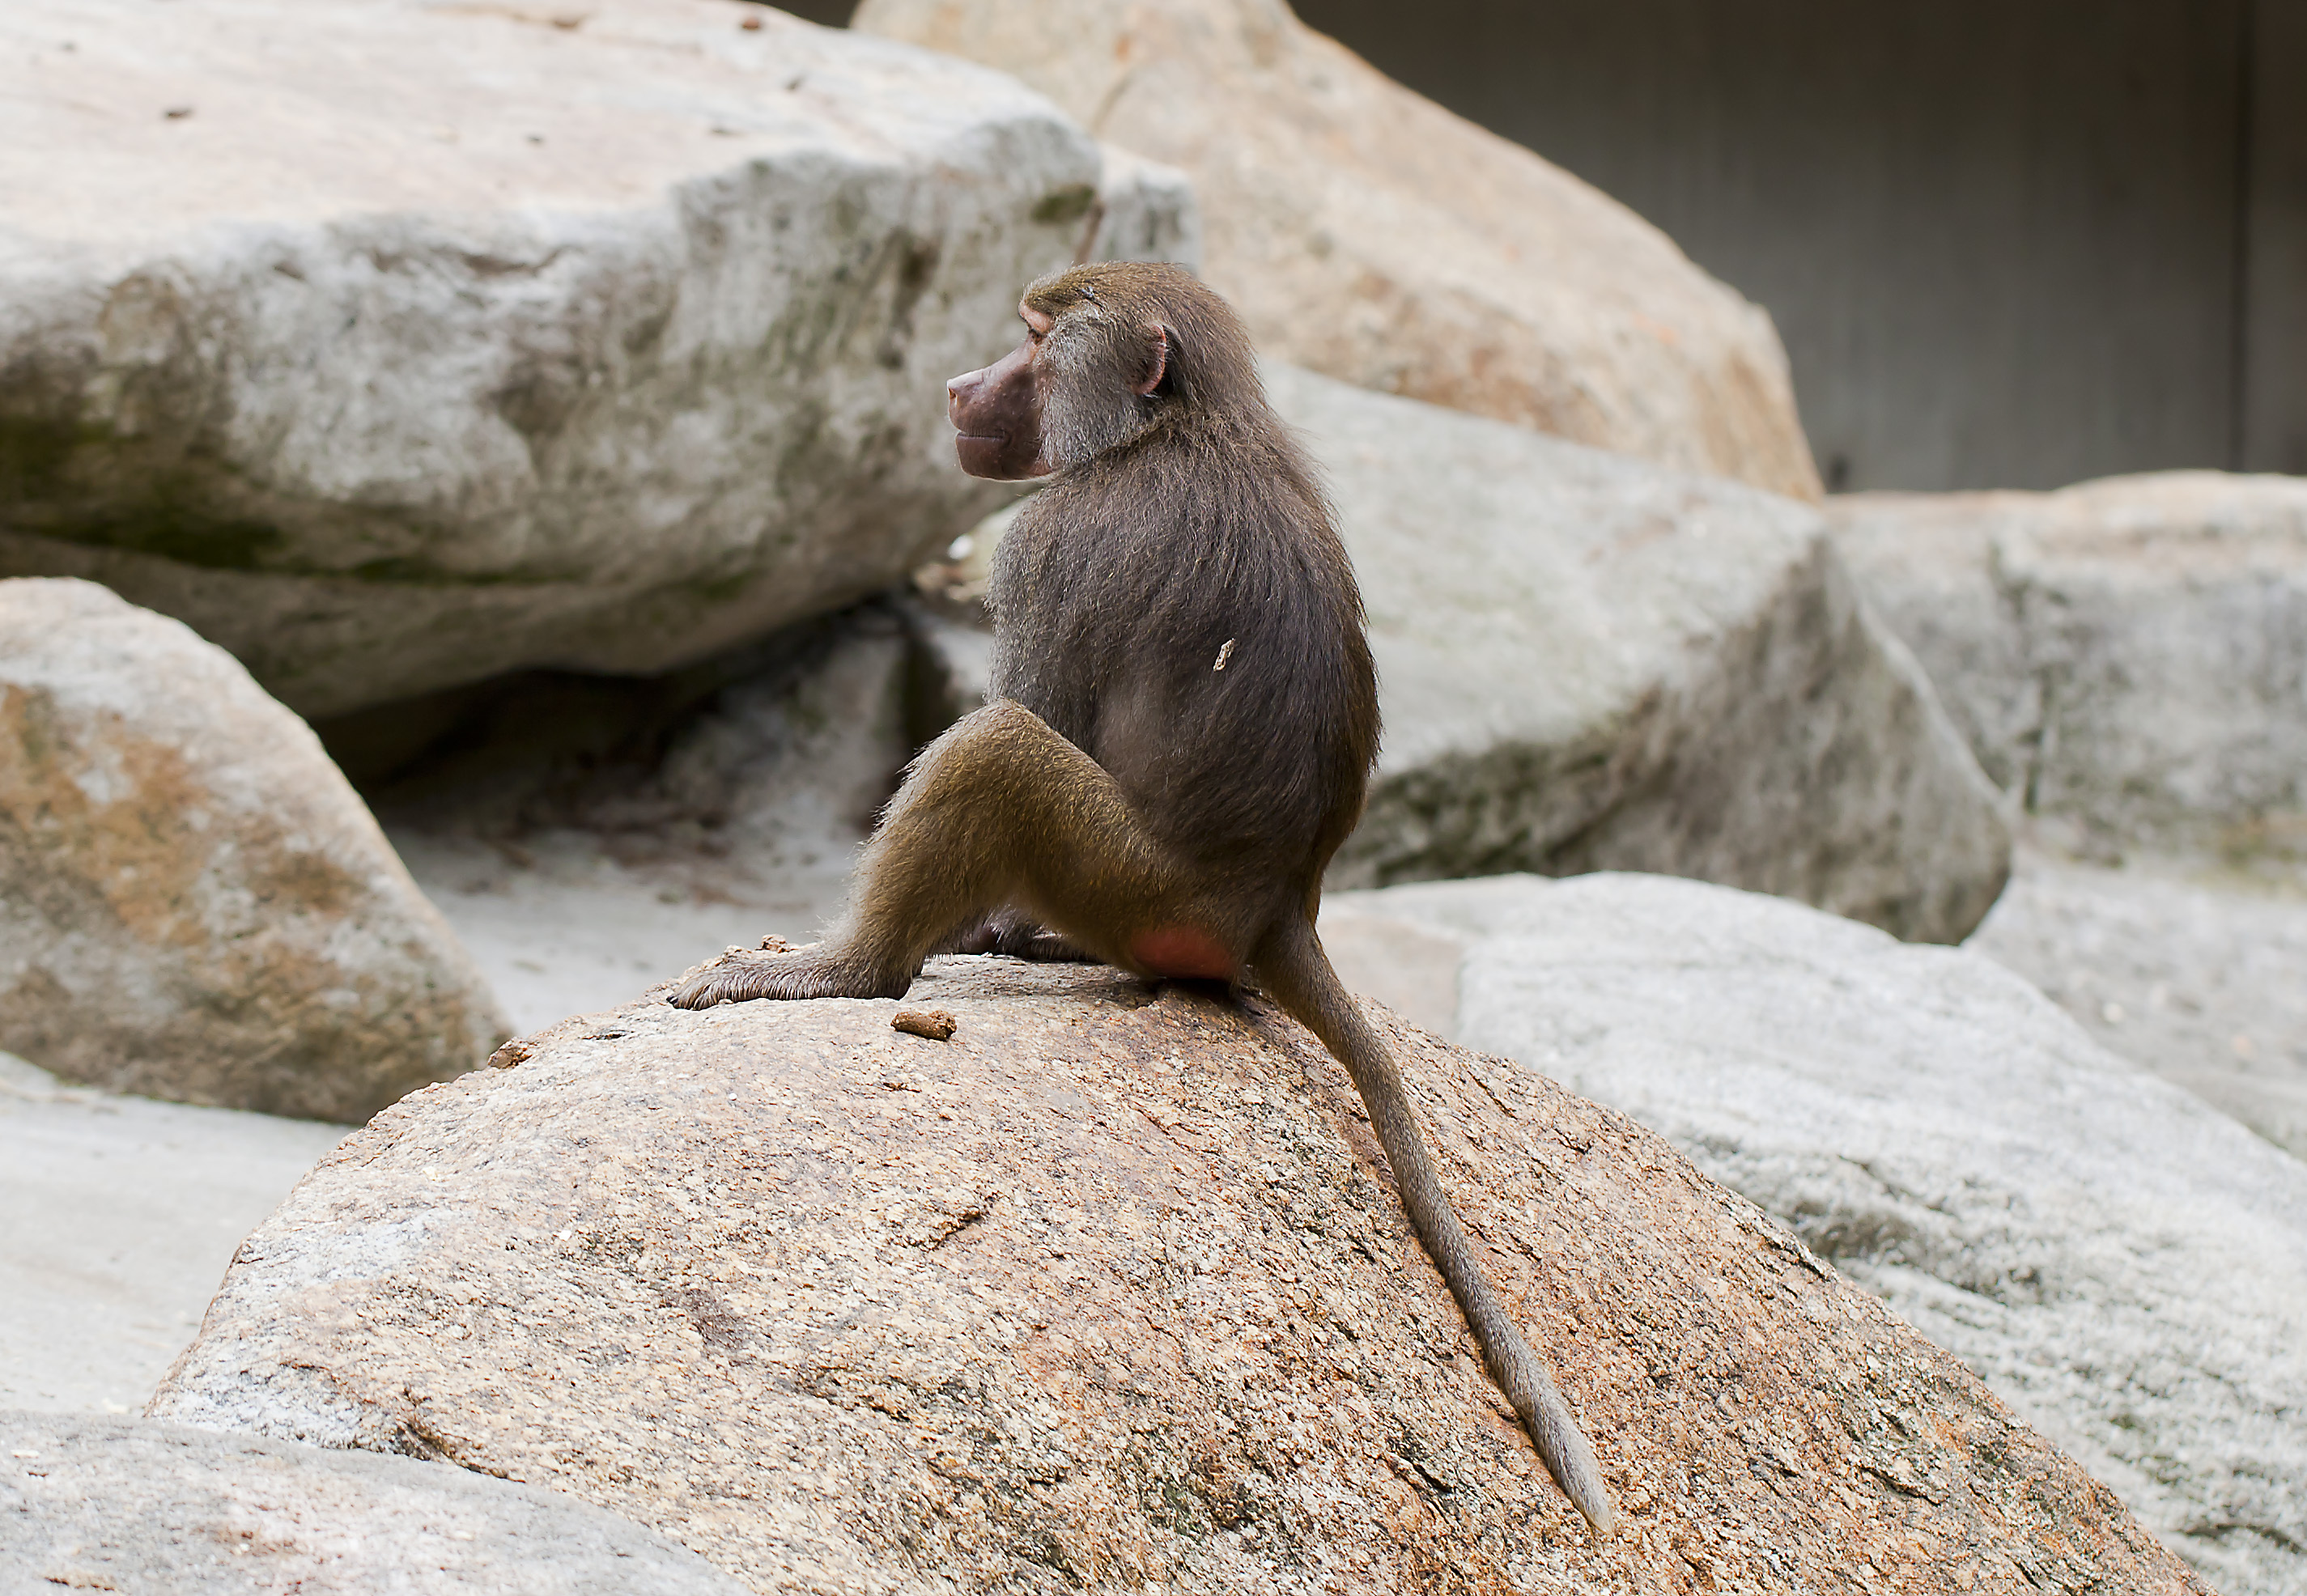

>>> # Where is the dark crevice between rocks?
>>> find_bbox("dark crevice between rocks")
[313,590,983,843]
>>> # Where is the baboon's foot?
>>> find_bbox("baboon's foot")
[952,911,1099,964]
[665,948,910,1008]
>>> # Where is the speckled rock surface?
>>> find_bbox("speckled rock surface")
[1351,871,2307,1596]
[0,579,507,1121]
[1272,365,2008,944]
[154,958,2196,1594]
[0,0,1193,717]
[855,0,1821,500]
[1,1411,747,1594]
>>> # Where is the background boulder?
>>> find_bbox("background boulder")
[0,579,508,1121]
[1342,872,2307,1596]
[2,1411,746,1594]
[0,0,1191,718]
[151,959,2196,1593]
[855,0,1822,499]
[1965,856,2307,1161]
[1829,471,2307,860]
[1285,365,2007,942]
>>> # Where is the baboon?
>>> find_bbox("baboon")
[668,261,1613,1534]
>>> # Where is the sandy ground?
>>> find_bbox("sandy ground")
[0,1055,345,1415]
[385,827,858,1038]
[5,830,2298,1424]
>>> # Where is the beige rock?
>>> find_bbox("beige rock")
[1829,471,2307,858]
[0,0,1195,717]
[855,0,1821,499]
[154,959,2196,1593]
[0,579,508,1121]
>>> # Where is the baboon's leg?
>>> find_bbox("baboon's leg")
[667,700,1196,1008]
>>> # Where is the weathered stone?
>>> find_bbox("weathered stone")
[0,578,508,1120]
[856,0,1821,499]
[1,1411,747,1594]
[1829,471,2307,858]
[1966,851,2307,1162]
[153,959,2198,1593]
[0,0,1195,718]
[1266,364,2008,943]
[1346,871,2307,1596]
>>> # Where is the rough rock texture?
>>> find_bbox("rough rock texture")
[0,0,1195,718]
[1260,365,2007,943]
[1967,851,2307,1161]
[1349,872,2307,1596]
[2,1411,747,1594]
[855,0,1821,499]
[1829,472,2307,859]
[151,961,2199,1594]
[0,579,508,1120]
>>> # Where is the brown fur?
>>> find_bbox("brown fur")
[666,262,1614,1534]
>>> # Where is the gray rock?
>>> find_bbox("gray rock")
[0,1051,345,1416]
[1966,851,2307,1161]
[148,960,2196,1593]
[0,1411,746,1594]
[0,0,1195,718]
[1829,471,2307,859]
[0,579,508,1121]
[1264,365,2009,944]
[1347,871,2307,1596]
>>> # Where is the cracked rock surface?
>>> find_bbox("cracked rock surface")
[153,957,2196,1594]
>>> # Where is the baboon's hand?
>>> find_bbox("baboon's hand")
[664,948,909,1008]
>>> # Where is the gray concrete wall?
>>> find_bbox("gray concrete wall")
[2245,2,2307,475]
[1295,0,2292,494]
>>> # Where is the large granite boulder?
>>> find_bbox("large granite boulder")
[1829,471,2307,857]
[855,0,1821,499]
[0,579,508,1120]
[2,1411,746,1594]
[0,0,1192,718]
[151,959,2199,1593]
[1270,365,2008,943]
[1341,871,2307,1596]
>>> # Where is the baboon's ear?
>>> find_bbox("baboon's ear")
[1134,325,1169,397]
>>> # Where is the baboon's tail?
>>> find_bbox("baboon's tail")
[1252,915,1616,1537]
